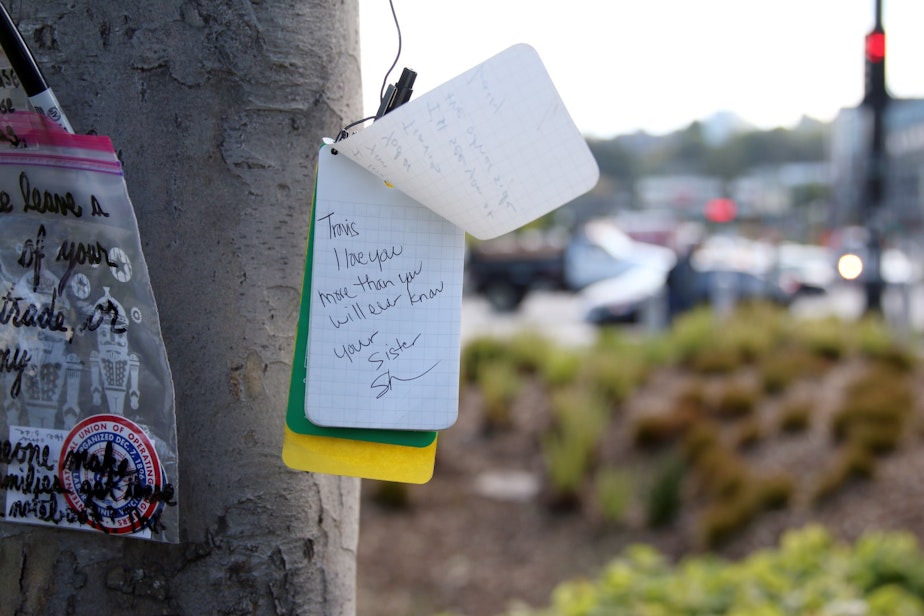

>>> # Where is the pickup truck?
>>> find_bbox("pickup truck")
[465,220,676,311]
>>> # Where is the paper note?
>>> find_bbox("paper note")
[304,145,464,431]
[338,43,599,240]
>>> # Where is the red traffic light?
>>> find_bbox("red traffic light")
[866,31,886,63]
[704,198,737,223]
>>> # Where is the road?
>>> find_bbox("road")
[461,282,924,347]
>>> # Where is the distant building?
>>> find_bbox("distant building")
[635,174,723,219]
[730,162,831,219]
[830,99,924,235]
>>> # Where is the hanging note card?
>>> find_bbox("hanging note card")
[283,427,436,484]
[338,43,599,240]
[304,145,464,431]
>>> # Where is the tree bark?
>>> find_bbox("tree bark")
[0,1,361,614]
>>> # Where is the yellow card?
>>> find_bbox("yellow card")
[282,427,436,484]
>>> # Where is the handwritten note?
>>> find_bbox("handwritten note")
[338,43,599,240]
[304,146,464,431]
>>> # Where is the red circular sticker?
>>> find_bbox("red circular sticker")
[58,414,166,535]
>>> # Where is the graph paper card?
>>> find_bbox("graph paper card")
[304,145,464,431]
[338,43,599,240]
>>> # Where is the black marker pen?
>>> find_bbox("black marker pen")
[0,2,73,133]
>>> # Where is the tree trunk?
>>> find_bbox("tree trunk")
[0,1,361,614]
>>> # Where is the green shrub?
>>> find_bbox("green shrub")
[542,430,592,510]
[369,480,411,509]
[712,381,758,420]
[508,330,555,374]
[855,316,916,371]
[638,332,675,368]
[800,316,850,361]
[478,359,522,432]
[681,421,721,464]
[831,365,913,455]
[507,526,924,616]
[779,400,812,434]
[539,349,583,389]
[460,335,512,383]
[593,467,633,524]
[812,444,876,504]
[759,347,816,394]
[542,389,610,508]
[723,306,780,362]
[692,446,749,502]
[549,388,609,451]
[669,306,718,366]
[645,454,685,528]
[733,416,763,450]
[579,349,642,407]
[631,413,688,449]
[690,345,741,375]
[850,531,924,597]
[676,380,708,415]
[754,473,795,511]
[698,491,758,549]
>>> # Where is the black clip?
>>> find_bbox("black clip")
[375,68,416,120]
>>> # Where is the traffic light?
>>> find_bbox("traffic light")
[864,28,887,108]
[704,198,736,223]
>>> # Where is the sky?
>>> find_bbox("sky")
[359,0,924,139]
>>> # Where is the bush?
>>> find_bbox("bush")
[542,388,610,508]
[812,444,876,504]
[539,349,583,389]
[645,454,685,528]
[669,306,718,366]
[460,335,512,383]
[831,364,913,455]
[542,430,592,510]
[506,526,924,616]
[855,316,915,371]
[698,492,758,549]
[800,316,850,361]
[779,400,813,434]
[579,349,643,407]
[369,480,412,509]
[681,421,721,464]
[508,330,555,374]
[759,346,820,394]
[712,381,758,420]
[733,417,763,450]
[754,473,795,511]
[593,467,633,524]
[477,359,522,432]
[692,446,749,502]
[631,413,689,449]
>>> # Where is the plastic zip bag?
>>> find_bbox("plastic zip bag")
[0,111,178,542]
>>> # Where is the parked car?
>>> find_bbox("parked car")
[580,262,670,324]
[581,233,800,325]
[466,219,675,311]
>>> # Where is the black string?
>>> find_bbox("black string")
[334,0,402,144]
[378,0,401,103]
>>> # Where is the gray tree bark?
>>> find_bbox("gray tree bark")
[0,1,361,614]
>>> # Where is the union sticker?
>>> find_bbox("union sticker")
[58,414,168,535]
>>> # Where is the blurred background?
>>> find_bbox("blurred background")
[360,0,924,345]
[357,2,924,616]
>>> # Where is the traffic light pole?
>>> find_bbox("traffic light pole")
[862,0,888,314]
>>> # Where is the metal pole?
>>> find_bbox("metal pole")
[863,0,888,314]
